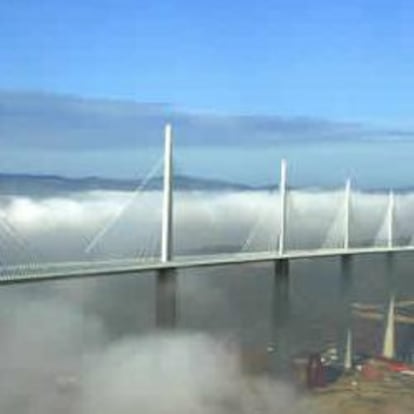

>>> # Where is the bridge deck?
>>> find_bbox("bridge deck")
[1,245,413,285]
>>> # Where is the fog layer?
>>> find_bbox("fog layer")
[0,189,413,264]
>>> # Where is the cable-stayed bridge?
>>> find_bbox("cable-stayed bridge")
[0,245,413,286]
[0,124,412,326]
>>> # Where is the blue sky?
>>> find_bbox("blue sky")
[1,0,414,122]
[1,1,414,186]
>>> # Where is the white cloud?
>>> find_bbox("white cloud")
[0,189,412,264]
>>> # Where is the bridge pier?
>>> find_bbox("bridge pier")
[340,255,352,284]
[385,252,396,294]
[274,259,289,287]
[273,259,290,322]
[340,256,353,316]
[271,259,290,372]
[339,255,353,362]
[156,268,177,329]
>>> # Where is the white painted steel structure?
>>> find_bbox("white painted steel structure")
[387,191,395,249]
[344,178,351,250]
[278,159,287,256]
[161,124,173,262]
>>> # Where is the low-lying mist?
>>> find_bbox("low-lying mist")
[0,293,300,414]
[0,189,413,264]
[1,189,414,413]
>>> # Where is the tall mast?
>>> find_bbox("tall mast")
[382,295,396,359]
[387,191,394,249]
[344,329,353,370]
[161,124,173,262]
[344,179,351,250]
[278,159,287,255]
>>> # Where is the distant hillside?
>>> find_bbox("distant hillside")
[0,173,409,197]
[0,173,253,197]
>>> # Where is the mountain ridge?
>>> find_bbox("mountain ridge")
[0,172,410,196]
[0,172,254,196]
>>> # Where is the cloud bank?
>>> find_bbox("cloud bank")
[0,189,413,264]
[0,189,413,413]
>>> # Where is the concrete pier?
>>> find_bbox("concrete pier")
[340,255,352,291]
[156,269,177,328]
[385,252,396,293]
[273,259,290,321]
[339,254,353,359]
[271,259,290,372]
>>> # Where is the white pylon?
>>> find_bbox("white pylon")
[278,159,287,255]
[387,191,395,249]
[344,329,353,370]
[344,179,351,250]
[382,295,396,360]
[161,124,173,262]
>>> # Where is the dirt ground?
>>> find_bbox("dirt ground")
[298,370,414,414]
